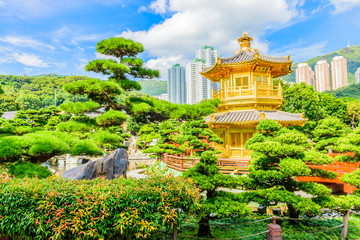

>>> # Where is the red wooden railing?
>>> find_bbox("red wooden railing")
[162,154,250,174]
[297,152,360,193]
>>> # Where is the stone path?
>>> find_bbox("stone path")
[127,169,148,179]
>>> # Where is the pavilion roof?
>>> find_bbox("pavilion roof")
[205,110,307,126]
[201,32,293,81]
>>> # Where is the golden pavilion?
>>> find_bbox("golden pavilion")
[202,32,307,159]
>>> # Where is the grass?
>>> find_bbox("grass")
[175,214,360,240]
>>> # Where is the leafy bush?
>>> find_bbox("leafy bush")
[70,140,103,156]
[334,154,356,162]
[56,121,91,132]
[95,110,127,127]
[59,101,100,115]
[9,162,52,178]
[0,174,199,239]
[91,130,122,150]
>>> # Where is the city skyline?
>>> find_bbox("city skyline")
[295,55,350,92]
[0,1,359,80]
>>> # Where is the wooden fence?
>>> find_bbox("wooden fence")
[162,154,250,174]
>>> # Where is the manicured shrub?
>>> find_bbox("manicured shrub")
[70,139,103,156]
[9,162,52,178]
[91,130,122,150]
[96,110,127,127]
[0,173,199,239]
[56,121,91,132]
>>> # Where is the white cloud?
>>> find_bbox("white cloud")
[149,0,170,14]
[0,36,55,51]
[121,0,304,78]
[329,0,360,14]
[145,55,183,79]
[12,52,49,67]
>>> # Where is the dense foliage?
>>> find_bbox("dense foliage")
[0,173,199,239]
[0,74,89,111]
[282,83,348,134]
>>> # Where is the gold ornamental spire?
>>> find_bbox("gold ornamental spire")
[237,32,253,51]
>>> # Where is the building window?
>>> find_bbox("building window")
[235,77,249,87]
[262,76,268,84]
[230,133,241,147]
[230,132,253,148]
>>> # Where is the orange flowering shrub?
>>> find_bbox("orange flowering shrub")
[0,174,199,239]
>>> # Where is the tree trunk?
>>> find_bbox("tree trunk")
[197,215,211,237]
[287,203,300,219]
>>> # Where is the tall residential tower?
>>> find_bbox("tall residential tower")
[295,63,315,87]
[168,64,186,104]
[331,56,348,90]
[315,60,331,92]
[355,67,360,84]
[186,46,220,104]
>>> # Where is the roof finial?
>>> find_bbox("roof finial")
[237,32,253,52]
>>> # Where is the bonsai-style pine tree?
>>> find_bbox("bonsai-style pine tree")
[143,119,181,159]
[312,117,350,152]
[243,119,335,218]
[64,37,159,112]
[180,120,251,237]
[86,37,159,91]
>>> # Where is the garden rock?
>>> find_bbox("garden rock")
[62,148,129,180]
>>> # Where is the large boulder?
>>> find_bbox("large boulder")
[62,148,129,180]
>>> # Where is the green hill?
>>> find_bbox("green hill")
[137,80,167,96]
[283,45,360,84]
[326,83,360,100]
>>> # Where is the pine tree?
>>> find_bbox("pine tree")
[243,119,335,218]
[180,120,251,237]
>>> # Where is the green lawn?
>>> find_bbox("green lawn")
[176,214,360,240]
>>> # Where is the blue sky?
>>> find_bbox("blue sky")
[0,0,359,80]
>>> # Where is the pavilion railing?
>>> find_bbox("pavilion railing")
[162,154,250,174]
[213,84,282,102]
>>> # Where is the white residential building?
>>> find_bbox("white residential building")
[315,60,331,92]
[355,67,360,84]
[331,56,348,90]
[295,63,315,87]
[186,46,220,104]
[153,93,168,101]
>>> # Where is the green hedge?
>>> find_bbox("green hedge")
[0,173,199,239]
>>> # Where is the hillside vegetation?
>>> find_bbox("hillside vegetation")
[0,74,89,111]
[283,45,360,84]
[326,83,360,100]
[136,80,167,96]
[0,75,168,111]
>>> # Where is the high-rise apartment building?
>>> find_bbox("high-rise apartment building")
[355,67,360,84]
[186,46,220,104]
[331,56,348,90]
[295,63,315,87]
[186,59,206,104]
[168,64,186,104]
[315,60,331,92]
